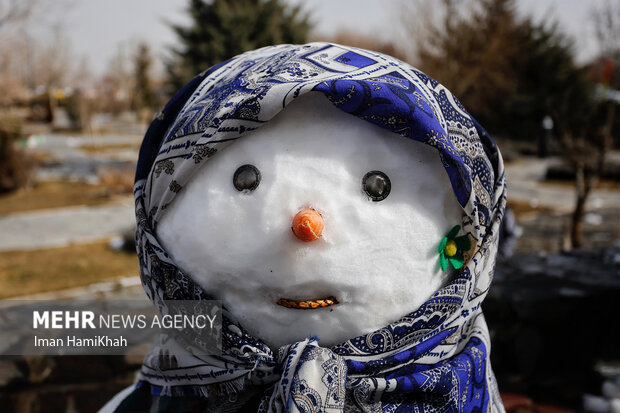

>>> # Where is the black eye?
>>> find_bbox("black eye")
[233,164,261,192]
[362,171,391,201]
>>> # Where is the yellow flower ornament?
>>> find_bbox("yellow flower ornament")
[438,225,471,271]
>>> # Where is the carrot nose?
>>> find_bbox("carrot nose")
[292,208,324,242]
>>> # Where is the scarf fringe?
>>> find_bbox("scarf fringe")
[137,374,249,399]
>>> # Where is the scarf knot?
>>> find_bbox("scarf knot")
[259,338,348,413]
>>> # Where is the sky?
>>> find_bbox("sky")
[25,0,610,77]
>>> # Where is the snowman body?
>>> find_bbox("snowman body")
[157,93,463,347]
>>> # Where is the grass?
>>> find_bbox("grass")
[507,199,556,217]
[0,180,121,216]
[0,241,138,298]
[77,143,140,155]
[543,178,620,191]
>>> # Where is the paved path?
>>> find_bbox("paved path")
[0,133,141,252]
[0,197,134,251]
[32,133,142,182]
[505,157,620,213]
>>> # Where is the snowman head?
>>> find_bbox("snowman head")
[157,92,463,347]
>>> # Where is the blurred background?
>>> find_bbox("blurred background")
[0,0,619,412]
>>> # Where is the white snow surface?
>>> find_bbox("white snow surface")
[157,93,463,347]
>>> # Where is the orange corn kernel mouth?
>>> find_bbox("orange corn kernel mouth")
[276,296,339,309]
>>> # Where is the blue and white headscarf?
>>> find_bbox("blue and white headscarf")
[130,43,506,412]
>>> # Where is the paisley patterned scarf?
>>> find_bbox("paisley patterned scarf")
[126,43,506,412]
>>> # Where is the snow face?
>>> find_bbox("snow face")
[157,93,463,348]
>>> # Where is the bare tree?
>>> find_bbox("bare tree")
[562,125,604,249]
[30,25,74,89]
[0,0,36,32]
[132,42,155,118]
[399,0,476,69]
[92,43,133,115]
[592,0,620,60]
[0,0,37,104]
[560,1,620,248]
[0,0,79,105]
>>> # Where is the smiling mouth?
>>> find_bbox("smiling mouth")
[276,296,339,309]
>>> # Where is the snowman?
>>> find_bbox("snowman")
[156,92,463,348]
[103,43,506,412]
